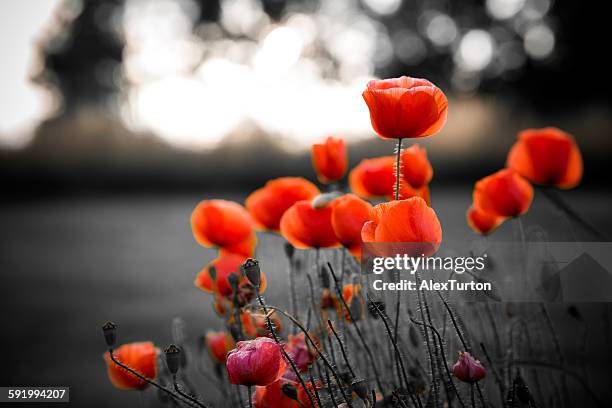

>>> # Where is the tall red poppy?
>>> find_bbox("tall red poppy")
[507,127,583,189]
[311,136,348,184]
[191,200,256,256]
[401,144,433,188]
[473,169,533,218]
[205,331,235,364]
[195,253,267,298]
[226,337,287,386]
[362,76,448,140]
[362,197,442,256]
[103,342,158,390]
[330,194,372,259]
[466,205,505,235]
[279,200,340,249]
[246,178,320,231]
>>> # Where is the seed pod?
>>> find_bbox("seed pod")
[164,344,181,375]
[241,258,261,289]
[102,321,117,348]
[351,378,369,400]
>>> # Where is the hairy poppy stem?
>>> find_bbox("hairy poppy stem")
[172,374,209,408]
[395,138,403,201]
[327,319,356,378]
[415,272,440,407]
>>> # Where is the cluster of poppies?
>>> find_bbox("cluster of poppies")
[467,127,583,235]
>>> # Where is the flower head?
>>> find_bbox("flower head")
[473,169,533,218]
[241,310,283,338]
[226,337,287,386]
[246,178,320,231]
[330,194,373,259]
[195,253,266,299]
[191,200,256,256]
[466,205,506,236]
[507,127,583,189]
[205,331,235,364]
[103,342,158,390]
[362,76,448,140]
[452,351,485,383]
[284,333,317,373]
[280,200,340,249]
[311,136,348,184]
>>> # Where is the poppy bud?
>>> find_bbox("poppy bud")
[281,383,298,400]
[284,242,295,260]
[226,337,287,386]
[351,378,369,400]
[102,321,117,348]
[164,344,181,375]
[452,352,485,383]
[241,258,261,289]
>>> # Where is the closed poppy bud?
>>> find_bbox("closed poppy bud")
[284,333,317,372]
[466,205,506,235]
[241,258,261,289]
[452,351,485,383]
[280,200,340,249]
[401,144,433,188]
[164,344,181,375]
[102,321,117,348]
[103,342,158,390]
[205,331,235,364]
[331,194,373,259]
[362,197,442,257]
[311,136,348,184]
[473,169,533,218]
[191,200,256,256]
[246,177,320,232]
[226,337,287,386]
[362,76,448,140]
[507,127,583,189]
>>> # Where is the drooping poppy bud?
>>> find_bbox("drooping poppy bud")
[361,197,442,257]
[280,200,340,249]
[246,177,320,232]
[191,200,256,256]
[205,331,235,364]
[103,342,158,390]
[102,321,117,348]
[452,351,485,383]
[401,144,433,188]
[473,169,533,218]
[241,258,261,289]
[311,136,348,184]
[362,76,448,140]
[241,310,283,338]
[331,194,373,259]
[164,344,181,375]
[226,337,287,386]
[507,127,583,189]
[284,333,317,373]
[466,205,506,235]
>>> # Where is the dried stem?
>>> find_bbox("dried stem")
[327,319,356,378]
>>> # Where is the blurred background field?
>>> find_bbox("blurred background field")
[1,0,611,406]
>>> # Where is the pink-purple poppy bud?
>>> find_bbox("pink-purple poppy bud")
[452,351,485,383]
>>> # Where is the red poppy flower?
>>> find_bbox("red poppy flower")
[473,169,533,218]
[330,194,372,259]
[284,333,317,372]
[246,178,320,231]
[280,200,340,249]
[507,127,583,189]
[362,76,448,140]
[401,144,433,188]
[452,352,485,383]
[335,283,365,322]
[195,253,267,298]
[191,200,256,256]
[103,342,158,390]
[466,205,505,236]
[253,378,316,408]
[205,331,235,364]
[349,157,430,202]
[362,197,442,256]
[311,136,348,184]
[241,310,283,338]
[226,337,287,386]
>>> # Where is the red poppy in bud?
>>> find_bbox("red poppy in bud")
[362,76,448,140]
[284,333,317,372]
[473,169,533,218]
[311,136,348,184]
[226,337,287,386]
[246,178,320,231]
[280,200,340,249]
[191,200,256,256]
[320,288,337,310]
[205,331,235,364]
[195,253,267,298]
[253,378,316,408]
[349,157,430,202]
[507,127,583,189]
[103,342,158,390]
[362,197,442,256]
[241,310,283,338]
[331,194,373,259]
[452,352,485,383]
[401,144,433,188]
[466,205,505,236]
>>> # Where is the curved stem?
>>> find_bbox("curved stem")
[395,138,403,201]
[172,375,210,408]
[327,319,355,378]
